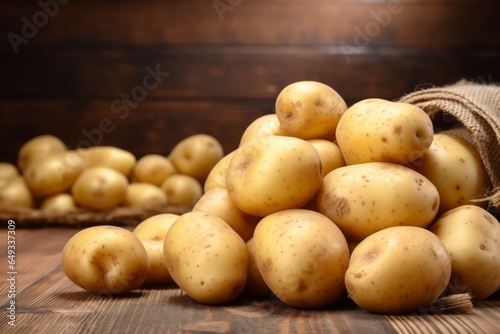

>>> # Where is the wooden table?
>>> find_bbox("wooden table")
[1,227,499,333]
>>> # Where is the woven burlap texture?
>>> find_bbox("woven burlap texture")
[399,80,500,209]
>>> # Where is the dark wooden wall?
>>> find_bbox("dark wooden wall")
[1,0,499,164]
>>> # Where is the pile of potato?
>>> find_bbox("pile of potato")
[0,133,223,212]
[61,81,500,314]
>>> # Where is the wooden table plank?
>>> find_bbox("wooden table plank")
[1,227,499,333]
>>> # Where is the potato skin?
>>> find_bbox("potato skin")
[316,162,439,241]
[226,135,323,217]
[345,226,451,314]
[71,167,129,210]
[275,81,347,140]
[78,146,137,177]
[193,188,260,242]
[24,151,85,198]
[61,226,150,294]
[17,134,67,172]
[253,209,350,308]
[409,133,490,213]
[163,211,249,305]
[168,134,224,183]
[430,205,500,301]
[133,213,179,285]
[336,98,433,165]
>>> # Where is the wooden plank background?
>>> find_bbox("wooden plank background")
[1,0,499,162]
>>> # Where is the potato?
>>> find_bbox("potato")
[123,183,167,209]
[62,225,150,294]
[17,134,67,172]
[78,146,136,177]
[226,135,323,217]
[133,213,179,285]
[40,193,77,212]
[408,133,490,213]
[430,205,500,301]
[239,114,283,146]
[308,139,346,175]
[336,98,434,165]
[203,150,235,192]
[0,176,34,208]
[160,174,203,207]
[24,151,86,198]
[0,162,19,186]
[192,188,260,242]
[275,81,347,140]
[168,134,224,183]
[345,226,451,314]
[316,162,440,241]
[72,167,128,210]
[132,154,176,186]
[243,237,272,299]
[253,209,349,308]
[163,211,249,304]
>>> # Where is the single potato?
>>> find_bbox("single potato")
[409,133,490,213]
[168,134,224,183]
[133,213,179,285]
[62,225,150,294]
[430,205,500,301]
[243,237,272,299]
[17,134,67,172]
[192,187,260,242]
[163,211,249,305]
[132,154,176,186]
[72,167,128,210]
[336,98,433,165]
[203,150,235,192]
[0,176,34,208]
[253,209,350,308]
[161,174,203,208]
[317,162,440,241]
[40,193,77,212]
[0,162,19,186]
[123,183,167,208]
[78,146,136,177]
[308,139,346,175]
[226,135,323,217]
[345,226,451,314]
[275,81,347,140]
[239,114,284,146]
[24,151,86,198]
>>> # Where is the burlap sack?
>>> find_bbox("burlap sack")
[398,80,500,211]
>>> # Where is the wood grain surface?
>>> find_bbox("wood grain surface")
[0,227,499,333]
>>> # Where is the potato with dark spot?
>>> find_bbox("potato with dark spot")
[336,98,433,165]
[345,226,451,314]
[408,133,490,213]
[61,225,150,294]
[316,162,440,241]
[430,205,500,301]
[275,81,347,140]
[252,209,349,308]
[226,135,323,217]
[163,211,249,305]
